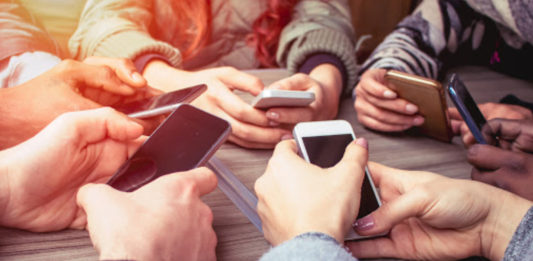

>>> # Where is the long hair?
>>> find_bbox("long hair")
[163,0,298,67]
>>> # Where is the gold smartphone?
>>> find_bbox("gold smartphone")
[385,70,452,142]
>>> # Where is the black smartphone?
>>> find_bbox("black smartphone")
[115,84,207,118]
[107,104,231,192]
[447,74,487,144]
[293,120,383,240]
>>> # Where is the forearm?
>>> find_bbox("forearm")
[0,88,39,149]
[260,232,357,261]
[482,192,533,260]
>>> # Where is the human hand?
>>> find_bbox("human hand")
[143,61,292,148]
[449,102,533,147]
[0,108,144,232]
[264,64,342,125]
[0,58,150,148]
[354,69,424,132]
[347,162,532,260]
[77,167,217,261]
[255,138,369,245]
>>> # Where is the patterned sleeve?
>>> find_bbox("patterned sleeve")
[359,0,480,80]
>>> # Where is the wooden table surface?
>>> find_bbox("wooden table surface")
[1,67,532,261]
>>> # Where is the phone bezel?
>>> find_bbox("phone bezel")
[292,120,383,240]
[251,89,315,109]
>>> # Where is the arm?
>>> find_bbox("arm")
[68,0,181,68]
[276,0,356,93]
[0,1,59,61]
[260,233,357,261]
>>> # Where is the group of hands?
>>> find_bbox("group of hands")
[1,57,533,260]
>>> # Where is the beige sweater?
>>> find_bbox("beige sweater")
[69,0,358,89]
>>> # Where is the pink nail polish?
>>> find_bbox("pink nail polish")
[353,215,375,231]
[355,138,368,150]
[267,112,280,120]
[281,134,293,140]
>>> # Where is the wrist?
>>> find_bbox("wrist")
[481,190,533,260]
[142,60,186,92]
[309,64,342,119]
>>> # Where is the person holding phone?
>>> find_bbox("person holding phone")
[0,108,218,260]
[68,0,357,149]
[255,139,533,260]
[468,118,533,201]
[354,0,533,137]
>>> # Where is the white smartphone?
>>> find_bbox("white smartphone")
[293,120,383,240]
[251,89,315,109]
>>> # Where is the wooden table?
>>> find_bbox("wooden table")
[1,67,532,261]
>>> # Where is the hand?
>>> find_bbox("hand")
[143,60,292,149]
[347,162,532,260]
[255,138,369,245]
[466,118,533,201]
[264,64,342,125]
[0,58,149,148]
[354,69,424,132]
[77,167,217,261]
[0,108,144,232]
[449,102,533,147]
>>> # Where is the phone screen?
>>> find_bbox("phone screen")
[451,78,487,130]
[115,84,206,117]
[302,134,380,219]
[108,104,230,192]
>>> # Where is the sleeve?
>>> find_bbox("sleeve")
[68,0,182,68]
[359,0,479,80]
[259,232,357,261]
[276,0,357,94]
[503,206,533,261]
[0,0,60,61]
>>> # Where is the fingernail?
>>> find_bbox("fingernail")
[267,111,280,120]
[405,104,418,114]
[353,215,375,231]
[383,90,397,99]
[281,134,293,140]
[355,138,368,150]
[131,72,144,84]
[413,116,425,126]
[268,120,280,127]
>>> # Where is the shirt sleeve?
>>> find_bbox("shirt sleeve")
[259,232,357,261]
[503,206,533,261]
[68,0,181,67]
[276,0,357,94]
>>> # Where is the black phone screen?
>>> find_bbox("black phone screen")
[450,77,487,130]
[108,104,230,192]
[115,84,206,115]
[302,134,380,218]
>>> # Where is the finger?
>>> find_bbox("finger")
[467,144,510,170]
[61,60,138,96]
[355,96,422,127]
[227,116,291,144]
[363,92,418,116]
[357,114,412,132]
[450,119,463,135]
[268,73,312,91]
[214,87,270,126]
[347,238,400,259]
[447,107,462,120]
[353,187,429,236]
[170,167,219,196]
[77,183,118,214]
[358,71,397,100]
[272,139,301,160]
[266,107,314,124]
[51,107,144,145]
[335,138,369,173]
[214,67,264,95]
[83,57,146,88]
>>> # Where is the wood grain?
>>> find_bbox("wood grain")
[0,67,532,261]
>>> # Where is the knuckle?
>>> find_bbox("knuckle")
[100,66,115,79]
[57,59,77,72]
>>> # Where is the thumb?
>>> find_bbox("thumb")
[353,188,428,236]
[151,167,218,197]
[77,183,120,219]
[335,138,369,172]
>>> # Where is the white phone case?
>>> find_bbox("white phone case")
[251,89,315,109]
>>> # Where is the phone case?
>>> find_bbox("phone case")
[385,70,452,142]
[251,90,315,109]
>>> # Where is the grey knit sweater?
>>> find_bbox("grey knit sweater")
[360,0,533,81]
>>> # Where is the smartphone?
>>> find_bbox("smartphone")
[447,74,487,144]
[385,70,452,142]
[251,89,315,109]
[114,84,207,118]
[107,104,231,192]
[293,120,383,240]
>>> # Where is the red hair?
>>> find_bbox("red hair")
[166,0,298,66]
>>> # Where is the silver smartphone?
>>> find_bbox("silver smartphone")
[107,104,231,192]
[251,89,315,109]
[115,84,207,118]
[293,120,383,240]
